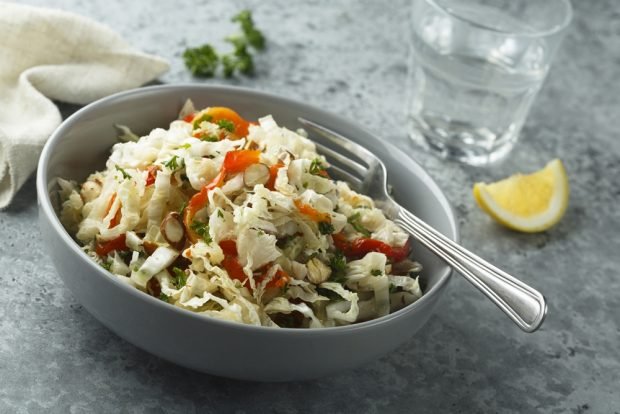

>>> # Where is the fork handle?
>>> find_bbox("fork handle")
[395,209,547,333]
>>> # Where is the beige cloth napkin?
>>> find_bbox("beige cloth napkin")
[0,2,170,209]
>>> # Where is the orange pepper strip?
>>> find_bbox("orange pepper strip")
[222,149,261,173]
[204,107,251,138]
[268,269,291,289]
[109,206,122,229]
[183,148,260,243]
[104,192,122,229]
[294,199,330,223]
[183,170,225,243]
[266,162,284,190]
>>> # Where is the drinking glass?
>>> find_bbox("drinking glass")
[407,0,572,165]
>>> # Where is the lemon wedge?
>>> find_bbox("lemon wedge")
[473,159,569,232]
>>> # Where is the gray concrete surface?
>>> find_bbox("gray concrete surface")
[1,0,618,413]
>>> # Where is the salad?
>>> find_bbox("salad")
[59,101,423,328]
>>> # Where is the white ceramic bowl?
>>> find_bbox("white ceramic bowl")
[37,85,457,381]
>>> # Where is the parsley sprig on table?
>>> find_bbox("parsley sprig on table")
[183,10,266,78]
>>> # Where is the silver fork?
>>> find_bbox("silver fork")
[298,117,547,333]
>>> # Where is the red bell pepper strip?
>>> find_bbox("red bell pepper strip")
[145,165,159,186]
[95,234,127,257]
[332,232,410,262]
[219,240,289,289]
[221,255,246,283]
[218,240,246,283]
[256,268,291,289]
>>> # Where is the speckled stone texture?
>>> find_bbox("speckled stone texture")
[1,0,618,413]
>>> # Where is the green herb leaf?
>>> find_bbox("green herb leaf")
[159,293,170,303]
[217,119,235,133]
[309,158,326,176]
[172,267,187,289]
[222,36,255,77]
[231,10,266,50]
[178,201,187,216]
[192,113,214,129]
[329,251,347,283]
[183,44,219,77]
[316,287,344,301]
[370,269,382,276]
[163,155,182,171]
[115,165,131,180]
[347,212,371,237]
[221,54,238,78]
[217,209,224,218]
[179,143,191,149]
[183,10,265,78]
[389,283,399,294]
[100,261,112,271]
[191,220,212,243]
[318,221,335,235]
[201,135,219,142]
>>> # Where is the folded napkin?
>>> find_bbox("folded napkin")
[0,2,169,209]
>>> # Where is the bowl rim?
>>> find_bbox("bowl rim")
[37,83,459,336]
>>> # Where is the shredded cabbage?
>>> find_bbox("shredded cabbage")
[59,102,424,328]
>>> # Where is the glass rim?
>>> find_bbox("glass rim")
[425,0,573,38]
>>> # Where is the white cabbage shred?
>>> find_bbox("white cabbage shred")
[58,102,424,328]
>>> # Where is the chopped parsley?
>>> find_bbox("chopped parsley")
[328,251,347,283]
[191,220,212,243]
[347,212,371,237]
[159,293,170,303]
[217,119,235,132]
[192,113,214,129]
[172,267,187,289]
[316,287,344,302]
[115,165,131,180]
[309,158,326,176]
[318,221,335,235]
[201,135,219,142]
[163,155,182,171]
[179,143,191,149]
[389,283,399,294]
[100,261,112,271]
[178,201,187,216]
[217,209,224,218]
[370,269,382,276]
